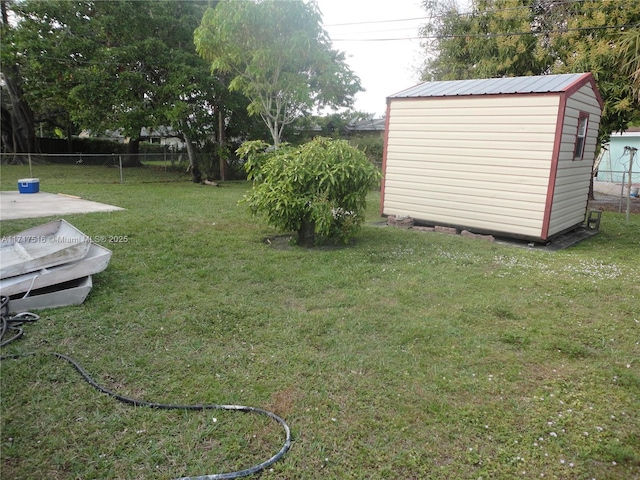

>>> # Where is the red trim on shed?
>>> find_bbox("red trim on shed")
[541,92,568,240]
[563,72,604,110]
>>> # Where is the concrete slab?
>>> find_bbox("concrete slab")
[0,191,124,221]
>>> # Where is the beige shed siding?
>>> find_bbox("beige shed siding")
[384,95,559,237]
[547,84,602,236]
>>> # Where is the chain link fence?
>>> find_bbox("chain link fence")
[593,169,640,215]
[0,152,247,183]
[594,170,640,197]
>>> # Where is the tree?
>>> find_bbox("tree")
[64,0,214,166]
[420,0,640,144]
[238,137,382,247]
[618,28,640,104]
[194,0,362,148]
[1,0,36,155]
[2,0,231,167]
[420,0,549,81]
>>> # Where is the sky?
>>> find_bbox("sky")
[316,0,429,118]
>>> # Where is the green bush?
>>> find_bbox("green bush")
[350,136,384,167]
[238,137,382,246]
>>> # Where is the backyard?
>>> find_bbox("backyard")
[1,164,639,479]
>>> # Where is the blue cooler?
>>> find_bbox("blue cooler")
[18,178,40,194]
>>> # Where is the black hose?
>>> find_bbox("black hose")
[0,297,292,479]
[0,297,38,347]
[56,351,291,480]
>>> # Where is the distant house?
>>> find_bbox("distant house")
[78,129,127,144]
[344,118,385,138]
[79,126,185,150]
[139,127,185,150]
[595,127,640,184]
[382,73,603,242]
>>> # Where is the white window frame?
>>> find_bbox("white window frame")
[573,112,589,161]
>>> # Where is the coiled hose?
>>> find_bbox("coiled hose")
[0,296,292,479]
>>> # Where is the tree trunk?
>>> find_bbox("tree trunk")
[1,2,36,156]
[123,137,144,167]
[1,103,14,153]
[185,136,202,182]
[2,72,36,155]
[297,218,316,247]
[263,113,281,149]
[589,144,603,201]
[218,108,226,181]
[183,131,197,169]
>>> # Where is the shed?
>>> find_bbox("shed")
[381,73,603,242]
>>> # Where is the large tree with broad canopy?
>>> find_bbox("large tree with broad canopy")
[1,0,232,168]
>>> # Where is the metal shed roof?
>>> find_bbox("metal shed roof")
[389,73,590,99]
[345,118,386,133]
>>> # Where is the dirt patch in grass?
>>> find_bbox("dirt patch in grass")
[263,235,296,249]
[263,234,356,250]
[267,385,300,417]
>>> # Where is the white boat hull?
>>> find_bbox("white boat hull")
[1,220,92,279]
[0,243,112,297]
[8,276,93,313]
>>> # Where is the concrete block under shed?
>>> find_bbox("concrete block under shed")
[461,230,496,242]
[387,215,415,228]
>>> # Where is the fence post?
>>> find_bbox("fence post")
[119,155,124,184]
[619,172,625,213]
[626,147,637,223]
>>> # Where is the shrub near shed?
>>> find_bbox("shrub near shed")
[238,137,382,246]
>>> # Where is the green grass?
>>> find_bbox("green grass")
[1,164,639,479]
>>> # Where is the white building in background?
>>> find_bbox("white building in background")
[78,126,185,150]
[595,127,640,185]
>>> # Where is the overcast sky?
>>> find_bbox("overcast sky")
[317,0,428,117]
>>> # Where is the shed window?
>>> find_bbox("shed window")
[573,112,589,160]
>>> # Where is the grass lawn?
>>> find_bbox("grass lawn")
[1,164,639,480]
